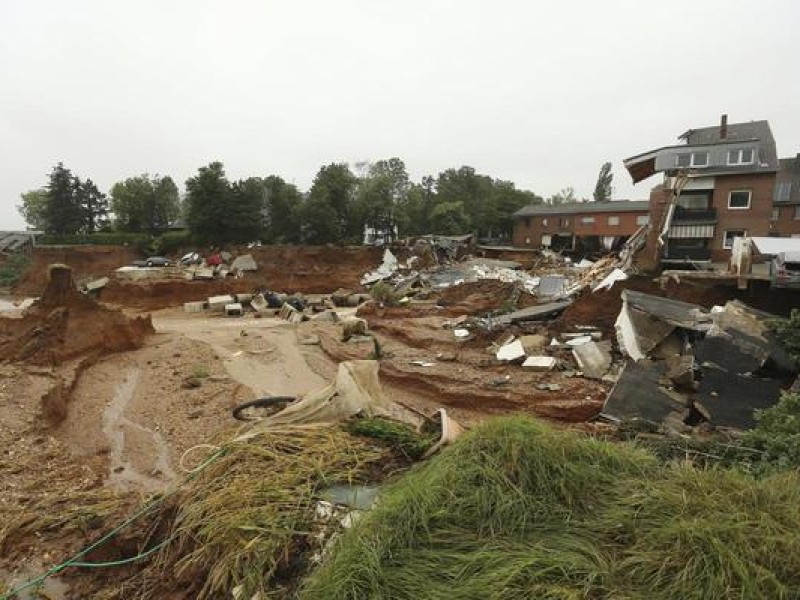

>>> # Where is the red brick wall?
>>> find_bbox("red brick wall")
[710,173,775,261]
[770,204,800,237]
[513,209,648,248]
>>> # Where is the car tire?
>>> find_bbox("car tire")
[146,261,153,267]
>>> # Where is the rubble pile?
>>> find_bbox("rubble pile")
[603,290,797,430]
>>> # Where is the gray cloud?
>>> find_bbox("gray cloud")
[2,0,799,228]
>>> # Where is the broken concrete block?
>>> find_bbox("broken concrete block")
[194,268,215,280]
[522,356,557,370]
[225,303,243,317]
[231,254,258,272]
[454,329,470,339]
[84,276,109,292]
[250,293,269,314]
[183,301,206,314]
[566,335,593,347]
[665,354,696,390]
[235,293,253,304]
[572,341,612,379]
[279,302,304,324]
[496,340,526,362]
[208,294,235,312]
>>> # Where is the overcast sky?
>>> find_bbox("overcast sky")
[2,0,799,229]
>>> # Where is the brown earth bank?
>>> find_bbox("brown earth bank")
[305,318,606,424]
[0,265,153,367]
[13,245,140,295]
[557,275,798,339]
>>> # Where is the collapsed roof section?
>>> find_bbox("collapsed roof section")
[623,118,778,183]
[605,290,797,429]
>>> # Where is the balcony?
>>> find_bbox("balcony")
[673,206,717,222]
[664,246,711,261]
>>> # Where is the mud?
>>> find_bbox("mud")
[13,245,140,295]
[0,265,153,366]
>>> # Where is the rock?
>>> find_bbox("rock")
[182,377,203,389]
[299,334,321,346]
[341,317,368,342]
[519,335,547,353]
[231,254,258,272]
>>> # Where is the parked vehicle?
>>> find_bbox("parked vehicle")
[770,251,800,288]
[132,256,171,267]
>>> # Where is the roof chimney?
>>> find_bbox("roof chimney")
[720,114,728,139]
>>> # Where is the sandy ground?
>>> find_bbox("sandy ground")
[0,308,350,598]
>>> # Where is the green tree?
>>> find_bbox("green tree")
[547,186,579,206]
[185,162,232,243]
[17,189,49,230]
[228,177,267,243]
[43,163,83,235]
[76,178,109,233]
[356,158,410,243]
[262,175,302,243]
[429,200,470,235]
[302,163,358,244]
[593,162,613,202]
[110,174,180,233]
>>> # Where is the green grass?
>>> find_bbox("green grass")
[301,416,800,600]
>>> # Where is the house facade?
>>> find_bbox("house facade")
[623,116,799,266]
[512,200,650,253]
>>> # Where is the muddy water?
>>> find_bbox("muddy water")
[103,369,176,491]
[211,328,326,398]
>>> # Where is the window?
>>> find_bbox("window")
[542,218,548,227]
[775,182,792,202]
[581,216,595,224]
[723,230,747,249]
[728,148,754,165]
[771,208,780,221]
[636,215,650,226]
[727,190,751,209]
[524,217,531,227]
[677,152,709,167]
[560,217,569,227]
[608,216,620,226]
[795,206,800,220]
[525,237,531,245]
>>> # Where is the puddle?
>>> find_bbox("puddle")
[103,369,175,491]
[319,485,380,510]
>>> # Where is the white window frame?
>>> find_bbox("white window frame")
[794,206,800,221]
[727,190,751,210]
[636,215,650,226]
[542,218,548,227]
[691,152,709,167]
[727,148,754,166]
[723,229,747,249]
[561,217,569,227]
[771,207,780,221]
[581,216,595,224]
[608,216,620,226]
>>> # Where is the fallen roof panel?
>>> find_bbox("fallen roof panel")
[750,236,800,255]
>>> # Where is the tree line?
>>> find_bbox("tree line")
[18,159,614,245]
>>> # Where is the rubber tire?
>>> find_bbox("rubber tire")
[232,396,296,421]
[146,260,153,267]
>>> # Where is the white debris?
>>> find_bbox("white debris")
[575,259,594,268]
[593,268,628,292]
[183,301,206,313]
[521,356,557,370]
[454,329,470,338]
[496,340,526,362]
[208,294,235,311]
[225,302,243,317]
[565,335,593,347]
[361,249,399,285]
[410,360,436,367]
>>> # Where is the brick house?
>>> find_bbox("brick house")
[772,155,800,237]
[512,200,650,252]
[622,116,795,266]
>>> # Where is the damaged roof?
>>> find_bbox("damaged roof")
[623,119,779,183]
[513,200,649,218]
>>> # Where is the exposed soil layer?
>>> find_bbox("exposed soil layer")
[0,265,153,366]
[307,317,606,424]
[557,276,798,340]
[13,245,140,295]
[434,280,538,314]
[101,278,254,310]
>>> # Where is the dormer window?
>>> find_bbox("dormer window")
[728,148,754,165]
[676,152,709,168]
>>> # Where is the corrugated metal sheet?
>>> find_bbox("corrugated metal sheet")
[668,224,715,239]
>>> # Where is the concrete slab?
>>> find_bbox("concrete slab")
[522,356,556,370]
[231,254,258,272]
[496,340,525,362]
[572,341,612,379]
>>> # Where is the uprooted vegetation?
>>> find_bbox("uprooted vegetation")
[303,416,800,599]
